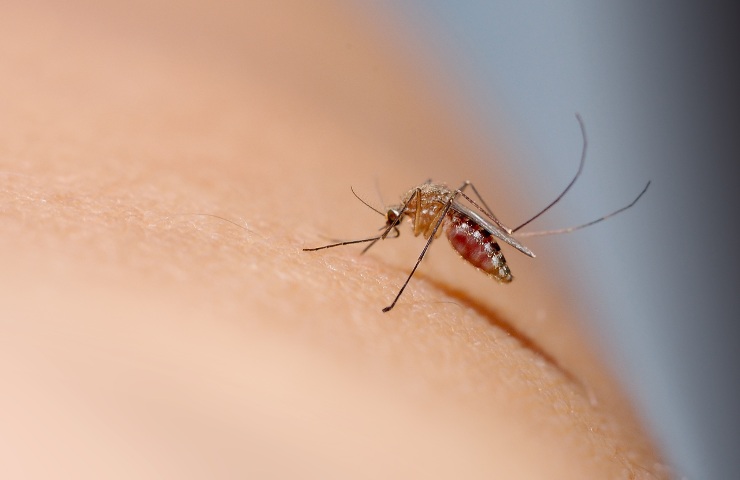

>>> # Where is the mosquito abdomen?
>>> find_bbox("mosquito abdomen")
[445,210,513,283]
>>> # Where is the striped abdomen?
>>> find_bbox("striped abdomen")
[444,210,513,283]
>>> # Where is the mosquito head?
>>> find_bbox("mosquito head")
[385,208,403,229]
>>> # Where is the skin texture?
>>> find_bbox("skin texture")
[0,1,669,478]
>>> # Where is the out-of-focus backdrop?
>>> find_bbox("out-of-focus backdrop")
[363,2,739,479]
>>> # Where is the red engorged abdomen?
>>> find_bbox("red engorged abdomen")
[444,212,512,283]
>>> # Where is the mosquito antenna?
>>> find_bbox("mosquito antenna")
[373,177,387,210]
[351,186,384,216]
[512,113,587,233]
[303,189,406,254]
[515,180,650,238]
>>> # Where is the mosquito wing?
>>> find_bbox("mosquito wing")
[451,200,536,258]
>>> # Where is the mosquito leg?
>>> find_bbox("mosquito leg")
[360,237,381,254]
[382,189,417,239]
[383,191,457,312]
[412,188,424,236]
[515,180,650,237]
[360,226,400,254]
[460,182,496,219]
[306,189,415,255]
[423,202,449,238]
[303,235,385,251]
[456,184,513,234]
[513,113,588,233]
[358,190,416,255]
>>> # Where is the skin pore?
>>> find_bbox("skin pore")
[0,1,667,478]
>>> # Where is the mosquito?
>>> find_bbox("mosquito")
[304,115,650,312]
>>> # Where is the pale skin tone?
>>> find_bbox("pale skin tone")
[0,1,668,478]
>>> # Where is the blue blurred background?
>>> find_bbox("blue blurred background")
[365,1,740,478]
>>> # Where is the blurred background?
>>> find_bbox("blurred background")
[2,0,737,477]
[359,1,739,479]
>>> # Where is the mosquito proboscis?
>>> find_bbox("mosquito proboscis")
[303,115,650,312]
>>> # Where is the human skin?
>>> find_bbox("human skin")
[0,1,667,478]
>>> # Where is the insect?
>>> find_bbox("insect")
[304,115,650,312]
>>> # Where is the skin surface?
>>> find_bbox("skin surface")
[0,1,668,478]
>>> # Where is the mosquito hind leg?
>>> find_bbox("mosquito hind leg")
[456,181,513,234]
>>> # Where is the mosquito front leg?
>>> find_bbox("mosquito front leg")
[411,188,425,237]
[304,190,415,253]
[303,235,385,252]
[383,190,458,313]
[361,226,400,254]
[358,190,419,254]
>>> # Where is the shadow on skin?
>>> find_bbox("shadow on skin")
[412,272,580,386]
